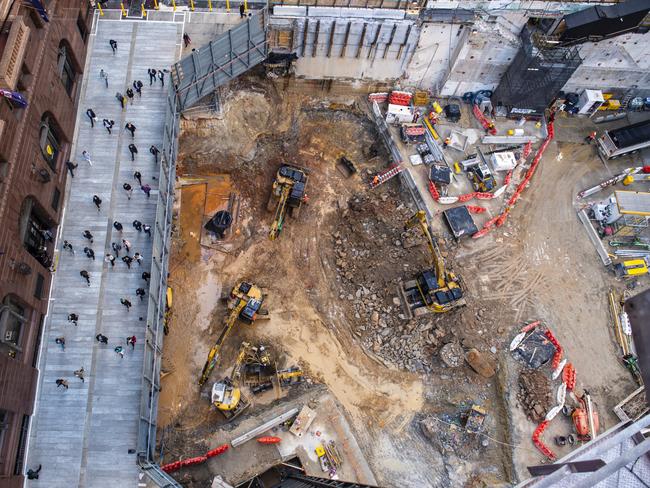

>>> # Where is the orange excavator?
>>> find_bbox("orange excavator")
[572,391,599,442]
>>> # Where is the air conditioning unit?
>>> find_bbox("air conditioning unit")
[5,330,15,342]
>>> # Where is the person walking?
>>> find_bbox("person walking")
[142,271,150,282]
[105,253,116,267]
[96,333,109,344]
[116,91,125,109]
[100,68,109,88]
[133,219,143,231]
[55,337,65,350]
[148,68,157,85]
[133,170,142,185]
[143,224,151,237]
[93,195,102,211]
[80,270,90,286]
[126,87,134,105]
[149,145,160,163]
[134,252,143,266]
[26,465,42,480]
[63,240,75,254]
[141,183,152,198]
[158,69,165,87]
[239,3,245,18]
[123,182,133,200]
[136,287,146,301]
[82,150,93,166]
[183,32,192,47]
[122,255,133,269]
[128,143,138,161]
[86,108,97,128]
[109,39,117,54]
[68,313,79,326]
[113,221,123,232]
[120,298,132,311]
[83,230,94,243]
[125,122,136,138]
[111,241,122,256]
[56,379,69,389]
[66,161,78,178]
[122,238,131,253]
[126,335,137,349]
[133,80,142,97]
[103,118,115,134]
[73,367,85,383]
[114,345,125,358]
[83,247,95,260]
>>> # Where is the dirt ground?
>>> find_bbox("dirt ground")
[157,76,644,487]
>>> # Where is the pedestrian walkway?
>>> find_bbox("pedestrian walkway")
[26,17,181,487]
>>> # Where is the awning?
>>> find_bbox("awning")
[0,89,28,108]
[29,0,49,22]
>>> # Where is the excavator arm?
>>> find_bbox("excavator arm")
[404,210,446,288]
[269,184,291,241]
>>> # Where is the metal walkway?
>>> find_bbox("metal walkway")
[25,17,181,488]
[172,8,268,110]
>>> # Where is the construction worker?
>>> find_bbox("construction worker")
[372,175,380,186]
[585,131,597,144]
[443,137,451,148]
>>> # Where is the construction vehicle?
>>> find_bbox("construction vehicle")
[571,391,599,442]
[467,150,497,192]
[399,211,466,316]
[267,165,309,240]
[241,343,304,394]
[211,342,251,420]
[198,282,268,386]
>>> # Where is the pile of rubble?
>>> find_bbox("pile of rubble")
[517,370,552,422]
[330,190,451,373]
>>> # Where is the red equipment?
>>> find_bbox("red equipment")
[257,436,282,444]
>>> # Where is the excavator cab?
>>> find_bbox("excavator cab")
[416,270,464,307]
[239,298,262,324]
[268,165,309,240]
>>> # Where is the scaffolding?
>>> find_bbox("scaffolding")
[492,24,582,117]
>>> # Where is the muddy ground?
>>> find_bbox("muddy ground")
[158,76,641,488]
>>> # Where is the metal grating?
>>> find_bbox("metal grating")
[172,9,268,111]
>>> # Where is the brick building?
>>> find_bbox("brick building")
[0,0,91,485]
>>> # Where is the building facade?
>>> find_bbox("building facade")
[0,0,91,485]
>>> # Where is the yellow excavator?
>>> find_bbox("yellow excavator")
[211,341,251,420]
[399,211,466,317]
[267,165,309,240]
[198,282,268,386]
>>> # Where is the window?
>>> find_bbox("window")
[13,415,29,476]
[0,410,12,454]
[39,114,61,170]
[51,187,60,211]
[76,13,88,42]
[57,42,76,95]
[0,296,27,349]
[34,274,44,299]
[19,197,53,268]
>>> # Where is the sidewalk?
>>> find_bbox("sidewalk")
[26,17,181,487]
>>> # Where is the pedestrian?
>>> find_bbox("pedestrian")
[443,137,451,148]
[82,150,92,166]
[149,145,160,163]
[129,143,138,161]
[133,170,142,185]
[115,345,124,358]
[83,230,94,243]
[123,182,133,200]
[136,79,143,94]
[66,161,78,178]
[83,247,95,260]
[116,91,125,109]
[120,298,132,311]
[63,240,75,254]
[126,335,137,349]
[111,241,122,256]
[158,69,165,87]
[93,195,102,211]
[122,255,133,269]
[74,367,85,383]
[142,271,150,282]
[125,122,136,138]
[86,108,97,127]
[133,220,143,231]
[126,87,134,105]
[143,224,151,237]
[132,80,141,98]
[122,238,131,253]
[100,68,109,88]
[148,68,157,85]
[103,118,115,134]
[113,221,123,232]
[585,131,597,144]
[56,378,69,389]
[183,32,192,47]
[105,253,116,267]
[134,252,143,266]
[136,287,146,301]
[26,465,42,480]
[96,333,108,344]
[109,39,117,54]
[55,337,65,350]
[141,184,152,198]
[80,270,90,286]
[239,3,245,18]
[68,313,79,326]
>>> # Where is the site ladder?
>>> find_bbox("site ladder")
[370,164,403,188]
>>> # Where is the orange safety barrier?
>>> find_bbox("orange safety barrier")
[532,420,557,460]
[162,443,229,472]
[428,181,440,201]
[563,363,577,391]
[466,206,486,214]
[544,329,563,369]
[257,436,282,444]
[206,444,229,458]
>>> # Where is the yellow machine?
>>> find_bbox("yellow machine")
[399,211,466,317]
[614,259,649,277]
[267,165,309,240]
[211,342,251,420]
[198,282,267,386]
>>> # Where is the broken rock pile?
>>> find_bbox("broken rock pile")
[517,370,552,422]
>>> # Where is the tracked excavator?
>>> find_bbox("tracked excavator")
[211,342,251,420]
[198,282,268,386]
[399,211,466,317]
[267,165,309,240]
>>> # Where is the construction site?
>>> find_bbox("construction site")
[14,0,650,487]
